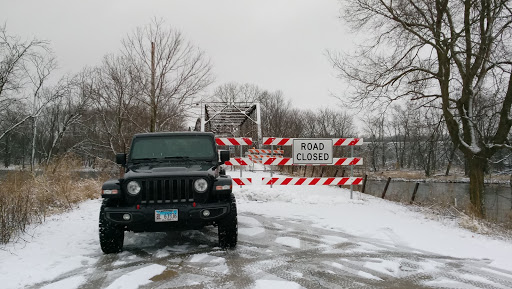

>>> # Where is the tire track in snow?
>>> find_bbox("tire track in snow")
[16,211,512,289]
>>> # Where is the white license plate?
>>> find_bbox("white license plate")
[155,209,178,222]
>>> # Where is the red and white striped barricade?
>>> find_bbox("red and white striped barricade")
[224,158,253,166]
[247,154,283,159]
[332,158,363,165]
[248,149,284,154]
[262,177,363,186]
[247,149,284,165]
[232,178,252,185]
[332,138,364,146]
[215,137,253,146]
[248,156,262,164]
[260,157,293,166]
[262,137,294,146]
[263,137,363,146]
[260,157,363,166]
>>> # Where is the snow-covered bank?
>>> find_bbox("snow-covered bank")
[369,175,510,185]
[0,200,102,289]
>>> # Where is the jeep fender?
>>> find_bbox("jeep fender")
[101,178,121,199]
[212,175,233,195]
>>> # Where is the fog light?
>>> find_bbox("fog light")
[123,213,131,221]
[202,210,210,217]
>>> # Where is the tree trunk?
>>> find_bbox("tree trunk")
[371,145,377,171]
[445,147,456,176]
[150,41,156,132]
[31,116,37,172]
[468,155,486,217]
[425,155,431,177]
[4,132,10,168]
[381,143,385,169]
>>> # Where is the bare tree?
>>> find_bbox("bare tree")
[90,55,141,155]
[330,0,512,216]
[42,73,93,163]
[122,19,214,132]
[0,24,50,142]
[300,110,319,138]
[26,52,60,170]
[213,83,263,103]
[363,114,387,171]
[259,91,295,137]
[413,108,445,177]
[388,104,412,169]
[316,108,355,138]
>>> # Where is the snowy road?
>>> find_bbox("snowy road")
[6,206,512,289]
[2,171,512,288]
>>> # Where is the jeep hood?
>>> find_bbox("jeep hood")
[125,164,216,179]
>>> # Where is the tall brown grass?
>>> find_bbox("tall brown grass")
[0,154,108,244]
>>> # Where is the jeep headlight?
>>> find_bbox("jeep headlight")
[127,181,141,195]
[194,178,208,193]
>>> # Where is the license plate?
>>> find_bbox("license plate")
[155,209,178,222]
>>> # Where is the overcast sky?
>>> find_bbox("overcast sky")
[1,0,354,113]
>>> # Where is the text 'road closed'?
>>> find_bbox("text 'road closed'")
[292,139,333,164]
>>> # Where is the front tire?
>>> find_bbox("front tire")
[218,193,238,249]
[99,199,124,254]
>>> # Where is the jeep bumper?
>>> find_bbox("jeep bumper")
[104,203,231,232]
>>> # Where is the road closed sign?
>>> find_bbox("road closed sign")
[292,139,333,164]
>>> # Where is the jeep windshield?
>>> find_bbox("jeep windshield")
[129,135,216,163]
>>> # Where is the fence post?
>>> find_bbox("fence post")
[361,174,368,194]
[381,177,391,199]
[410,182,420,204]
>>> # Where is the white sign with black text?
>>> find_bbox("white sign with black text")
[292,139,333,164]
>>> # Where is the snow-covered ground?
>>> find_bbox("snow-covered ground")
[1,169,512,288]
[236,171,512,269]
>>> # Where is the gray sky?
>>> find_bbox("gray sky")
[1,0,353,111]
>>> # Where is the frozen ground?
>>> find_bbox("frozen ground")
[1,170,512,288]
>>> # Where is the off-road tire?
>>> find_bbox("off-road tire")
[99,199,124,254]
[218,193,238,249]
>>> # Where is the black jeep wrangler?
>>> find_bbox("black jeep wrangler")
[99,132,237,253]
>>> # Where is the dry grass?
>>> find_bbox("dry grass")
[406,198,512,240]
[369,170,427,180]
[0,154,107,244]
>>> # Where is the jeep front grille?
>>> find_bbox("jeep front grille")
[139,179,195,204]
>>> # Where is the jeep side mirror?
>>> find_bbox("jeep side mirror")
[219,150,230,164]
[116,153,126,166]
